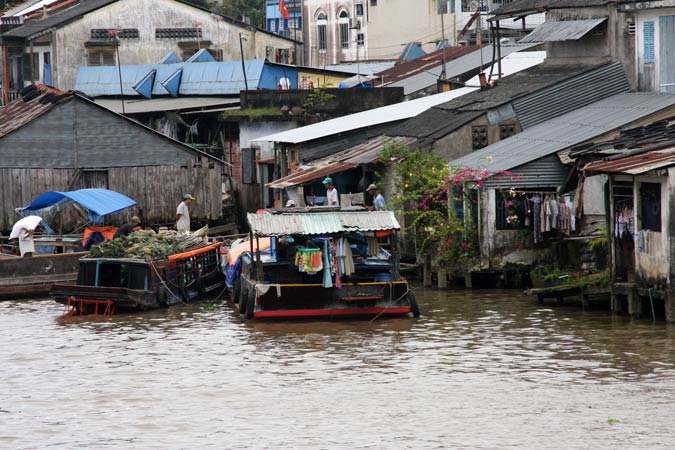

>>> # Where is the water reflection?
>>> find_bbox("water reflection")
[1,287,675,449]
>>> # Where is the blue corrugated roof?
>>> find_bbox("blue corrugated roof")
[20,188,137,222]
[75,59,266,97]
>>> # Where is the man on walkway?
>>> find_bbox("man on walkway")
[176,194,194,232]
[322,177,339,206]
[367,184,386,211]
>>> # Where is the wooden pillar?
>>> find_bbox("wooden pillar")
[627,287,641,319]
[437,267,447,289]
[665,290,675,323]
[423,254,432,287]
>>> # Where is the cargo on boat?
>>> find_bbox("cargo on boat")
[52,232,224,316]
[225,207,419,320]
[0,188,137,299]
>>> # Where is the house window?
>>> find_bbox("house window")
[91,28,139,39]
[270,19,277,32]
[87,49,116,66]
[495,190,527,230]
[644,21,655,64]
[279,19,285,31]
[22,52,39,81]
[640,182,661,232]
[242,148,257,184]
[356,4,364,16]
[472,126,488,149]
[339,11,350,50]
[317,12,327,51]
[357,33,365,46]
[155,28,202,39]
[370,0,377,5]
[500,123,516,140]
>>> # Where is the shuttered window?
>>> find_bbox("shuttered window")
[88,49,116,66]
[241,148,257,184]
[644,21,655,63]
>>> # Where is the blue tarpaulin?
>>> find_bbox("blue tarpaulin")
[20,189,137,222]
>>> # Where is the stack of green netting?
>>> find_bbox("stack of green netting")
[88,231,205,260]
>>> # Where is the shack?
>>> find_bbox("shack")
[0,84,225,233]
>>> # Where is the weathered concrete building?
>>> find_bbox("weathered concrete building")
[0,0,296,103]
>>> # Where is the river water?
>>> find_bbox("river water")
[1,288,675,449]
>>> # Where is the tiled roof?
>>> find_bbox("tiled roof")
[0,84,74,139]
[584,148,675,174]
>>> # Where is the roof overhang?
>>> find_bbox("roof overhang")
[520,18,607,43]
[583,148,675,175]
[94,97,239,114]
[247,210,401,236]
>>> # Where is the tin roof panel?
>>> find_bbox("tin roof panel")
[247,211,401,235]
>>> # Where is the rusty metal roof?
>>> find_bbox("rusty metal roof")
[374,45,483,85]
[247,211,401,236]
[267,135,416,189]
[583,148,675,174]
[0,84,74,139]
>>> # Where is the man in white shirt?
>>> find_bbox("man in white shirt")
[322,177,339,206]
[176,194,194,232]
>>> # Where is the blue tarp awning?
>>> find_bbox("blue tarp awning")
[20,188,137,222]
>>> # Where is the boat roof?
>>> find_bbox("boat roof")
[19,188,137,222]
[247,210,401,236]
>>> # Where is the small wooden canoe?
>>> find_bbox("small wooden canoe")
[0,252,86,299]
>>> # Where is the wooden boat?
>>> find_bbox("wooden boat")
[1,188,137,299]
[0,251,86,299]
[226,208,419,320]
[51,242,224,316]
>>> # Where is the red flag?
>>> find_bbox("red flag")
[279,0,290,20]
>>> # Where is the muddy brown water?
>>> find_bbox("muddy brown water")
[1,287,675,449]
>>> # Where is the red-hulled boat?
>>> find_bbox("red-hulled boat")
[227,207,419,320]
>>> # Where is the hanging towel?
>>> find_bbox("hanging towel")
[343,239,355,276]
[334,241,342,288]
[322,239,333,288]
[368,237,379,257]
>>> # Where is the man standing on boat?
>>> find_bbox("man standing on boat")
[176,194,194,232]
[322,177,339,206]
[113,216,141,239]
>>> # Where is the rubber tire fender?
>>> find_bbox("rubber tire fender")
[232,279,241,304]
[157,285,169,307]
[245,287,256,320]
[407,290,420,317]
[238,279,249,314]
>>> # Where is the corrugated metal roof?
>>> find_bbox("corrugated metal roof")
[376,45,484,86]
[513,62,629,128]
[450,93,675,174]
[2,0,116,39]
[247,211,401,236]
[94,96,239,114]
[483,154,570,189]
[391,62,614,140]
[491,0,615,19]
[389,43,538,96]
[75,59,265,97]
[251,87,477,144]
[0,84,71,139]
[324,62,395,75]
[584,148,675,174]
[267,136,417,189]
[519,18,607,43]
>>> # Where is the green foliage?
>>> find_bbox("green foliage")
[302,89,336,121]
[214,0,264,27]
[378,144,479,271]
[607,417,620,425]
[589,226,609,251]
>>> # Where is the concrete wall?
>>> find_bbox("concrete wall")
[242,87,404,114]
[303,0,362,66]
[634,174,670,284]
[635,7,675,92]
[50,0,294,90]
[367,0,455,60]
[432,114,521,162]
[545,6,637,90]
